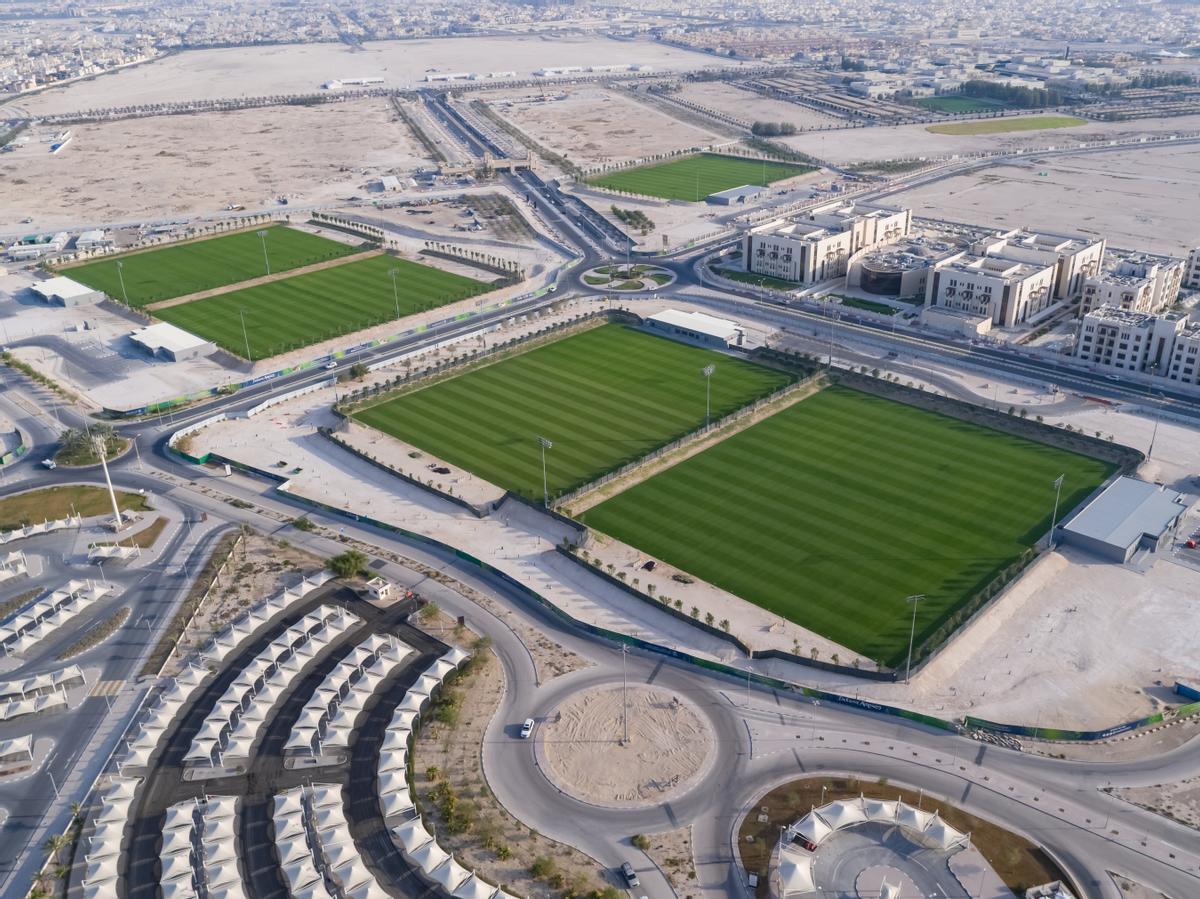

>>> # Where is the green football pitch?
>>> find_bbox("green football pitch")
[154,254,491,360]
[587,153,815,201]
[581,387,1114,667]
[62,225,361,306]
[354,324,792,499]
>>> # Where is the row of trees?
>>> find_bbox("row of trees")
[960,79,1065,108]
[751,121,798,137]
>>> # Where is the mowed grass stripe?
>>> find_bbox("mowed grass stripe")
[63,225,360,306]
[588,153,815,202]
[155,255,490,360]
[354,325,791,497]
[582,387,1113,666]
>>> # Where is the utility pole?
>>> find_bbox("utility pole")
[904,594,925,684]
[238,309,252,361]
[1049,474,1065,550]
[537,436,553,507]
[115,260,129,305]
[389,267,401,320]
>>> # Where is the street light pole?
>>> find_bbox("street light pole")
[904,594,925,684]
[389,267,401,320]
[702,364,715,427]
[621,644,630,744]
[257,229,271,276]
[1049,474,1065,550]
[537,436,553,507]
[115,260,129,306]
[238,309,252,361]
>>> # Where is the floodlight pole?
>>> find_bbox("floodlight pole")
[238,309,252,361]
[1048,474,1065,550]
[389,267,401,320]
[620,643,630,744]
[257,229,271,276]
[702,364,715,427]
[537,436,553,507]
[115,260,129,305]
[904,594,925,684]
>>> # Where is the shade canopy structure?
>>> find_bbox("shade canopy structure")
[777,847,816,896]
[453,874,499,899]
[894,801,932,834]
[861,797,897,822]
[791,810,831,845]
[924,814,969,850]
[431,858,471,891]
[394,817,432,853]
[820,798,866,830]
[410,839,450,873]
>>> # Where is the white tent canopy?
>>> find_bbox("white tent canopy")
[453,874,499,899]
[861,797,897,822]
[894,801,932,834]
[394,817,432,853]
[777,847,816,896]
[820,798,866,830]
[791,810,831,845]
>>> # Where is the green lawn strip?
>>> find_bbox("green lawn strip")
[155,255,491,360]
[354,324,791,499]
[583,275,610,285]
[0,486,150,531]
[714,267,797,291]
[581,387,1113,666]
[911,96,1009,114]
[834,295,899,316]
[926,115,1087,135]
[61,225,360,306]
[588,153,814,202]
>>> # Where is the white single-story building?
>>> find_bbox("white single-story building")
[75,230,114,251]
[1058,476,1188,563]
[30,276,104,307]
[645,309,744,349]
[129,322,216,361]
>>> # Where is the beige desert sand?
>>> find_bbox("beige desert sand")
[539,685,715,808]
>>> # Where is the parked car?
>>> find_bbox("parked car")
[41,459,57,469]
[620,863,640,888]
[519,718,534,739]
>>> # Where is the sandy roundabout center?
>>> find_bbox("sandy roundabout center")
[535,684,715,808]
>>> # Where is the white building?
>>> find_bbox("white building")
[743,202,911,285]
[129,322,216,361]
[1185,247,1200,290]
[1073,307,1185,375]
[925,253,1058,327]
[30,276,103,306]
[75,229,114,251]
[644,309,743,349]
[1081,255,1184,316]
[970,228,1106,302]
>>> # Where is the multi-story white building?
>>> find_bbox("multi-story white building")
[925,253,1058,327]
[1164,323,1200,387]
[1080,255,1185,316]
[1185,247,1200,290]
[1073,307,1185,375]
[970,228,1106,302]
[743,202,911,285]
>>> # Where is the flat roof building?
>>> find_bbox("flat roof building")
[30,276,103,306]
[1081,254,1184,316]
[707,184,766,206]
[644,309,743,349]
[925,253,1058,328]
[1058,476,1188,563]
[971,228,1105,302]
[129,322,216,362]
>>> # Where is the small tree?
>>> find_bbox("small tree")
[327,549,368,578]
[690,606,700,619]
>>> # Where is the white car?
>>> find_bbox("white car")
[519,718,535,739]
[325,361,338,370]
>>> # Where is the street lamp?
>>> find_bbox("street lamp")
[1048,474,1065,550]
[702,364,715,427]
[389,267,401,320]
[537,436,553,507]
[904,594,925,684]
[115,260,129,305]
[238,308,252,361]
[620,643,630,744]
[257,229,271,276]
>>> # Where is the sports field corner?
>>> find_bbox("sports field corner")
[61,224,362,306]
[925,115,1088,136]
[351,323,792,499]
[580,385,1115,668]
[587,152,816,201]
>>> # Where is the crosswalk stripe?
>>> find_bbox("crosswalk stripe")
[89,680,122,697]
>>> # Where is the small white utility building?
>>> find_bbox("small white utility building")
[30,276,103,307]
[645,309,744,349]
[129,323,216,361]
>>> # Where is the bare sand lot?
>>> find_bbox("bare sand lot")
[6,36,733,116]
[484,86,723,168]
[0,98,428,229]
[675,81,840,129]
[888,147,1200,255]
[782,113,1200,164]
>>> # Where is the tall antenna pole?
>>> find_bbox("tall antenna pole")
[95,434,122,532]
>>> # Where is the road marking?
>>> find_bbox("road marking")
[89,680,122,697]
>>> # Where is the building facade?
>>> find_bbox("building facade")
[970,228,1106,302]
[743,202,911,286]
[1073,307,1185,375]
[1080,255,1185,316]
[925,253,1058,327]
[1185,247,1200,290]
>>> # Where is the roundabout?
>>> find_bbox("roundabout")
[581,263,676,291]
[534,684,715,809]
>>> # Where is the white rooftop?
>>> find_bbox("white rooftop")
[647,309,740,340]
[1062,476,1187,549]
[32,276,96,299]
[129,322,210,354]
